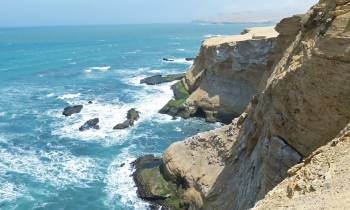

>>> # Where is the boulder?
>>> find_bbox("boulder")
[113,120,131,130]
[79,118,100,131]
[127,108,140,125]
[113,109,140,130]
[185,58,195,61]
[140,73,185,85]
[62,105,83,116]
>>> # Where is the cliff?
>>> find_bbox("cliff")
[253,123,350,209]
[161,27,278,123]
[161,0,350,209]
[135,0,350,209]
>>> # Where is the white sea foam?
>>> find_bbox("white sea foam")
[0,112,6,117]
[176,48,186,52]
[0,181,27,202]
[203,34,223,38]
[0,147,100,188]
[148,69,162,73]
[104,148,149,210]
[46,93,55,98]
[51,77,174,145]
[57,93,81,100]
[127,75,148,86]
[85,66,111,73]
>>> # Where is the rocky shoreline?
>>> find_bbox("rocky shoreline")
[134,0,350,209]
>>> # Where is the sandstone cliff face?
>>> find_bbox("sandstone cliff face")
[162,27,278,123]
[253,123,350,210]
[162,0,350,209]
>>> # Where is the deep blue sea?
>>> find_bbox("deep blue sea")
[0,23,265,210]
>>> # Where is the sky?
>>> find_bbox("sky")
[0,0,318,27]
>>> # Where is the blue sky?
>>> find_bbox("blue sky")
[0,0,318,27]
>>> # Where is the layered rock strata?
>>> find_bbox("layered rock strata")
[137,0,350,209]
[161,27,279,123]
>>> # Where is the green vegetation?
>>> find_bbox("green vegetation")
[159,81,190,117]
[133,155,185,210]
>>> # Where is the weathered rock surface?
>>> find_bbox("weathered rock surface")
[157,0,350,209]
[113,108,140,130]
[133,155,184,210]
[62,105,83,116]
[162,26,279,123]
[140,73,185,85]
[253,124,350,210]
[79,118,100,131]
[159,81,191,118]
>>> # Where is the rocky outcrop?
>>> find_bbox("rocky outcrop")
[159,81,190,118]
[161,27,279,123]
[253,123,350,210]
[79,118,100,131]
[149,0,350,209]
[133,155,185,210]
[113,108,140,129]
[62,105,83,116]
[140,73,185,85]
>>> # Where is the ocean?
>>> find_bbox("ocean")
[0,23,265,210]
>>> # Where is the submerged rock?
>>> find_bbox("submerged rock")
[140,73,185,85]
[62,105,83,116]
[79,118,100,131]
[113,108,140,130]
[185,58,195,61]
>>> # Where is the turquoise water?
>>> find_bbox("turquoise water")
[0,24,264,210]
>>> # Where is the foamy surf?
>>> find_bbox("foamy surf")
[104,148,149,210]
[85,66,111,73]
[50,79,174,145]
[0,147,101,188]
[0,181,27,203]
[57,93,81,100]
[203,34,224,38]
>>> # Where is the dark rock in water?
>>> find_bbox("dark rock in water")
[140,73,185,85]
[185,57,195,61]
[113,120,131,130]
[88,101,93,104]
[120,163,125,167]
[162,58,174,62]
[113,108,140,130]
[127,108,140,125]
[79,118,100,131]
[133,155,183,209]
[62,105,83,116]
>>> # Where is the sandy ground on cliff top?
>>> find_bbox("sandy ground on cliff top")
[203,26,278,46]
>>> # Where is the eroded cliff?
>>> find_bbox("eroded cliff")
[161,0,350,209]
[161,27,278,123]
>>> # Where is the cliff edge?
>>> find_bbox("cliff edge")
[161,27,278,123]
[162,0,350,209]
[135,0,350,209]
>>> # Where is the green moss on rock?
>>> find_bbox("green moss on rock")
[159,81,191,118]
[133,155,185,210]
